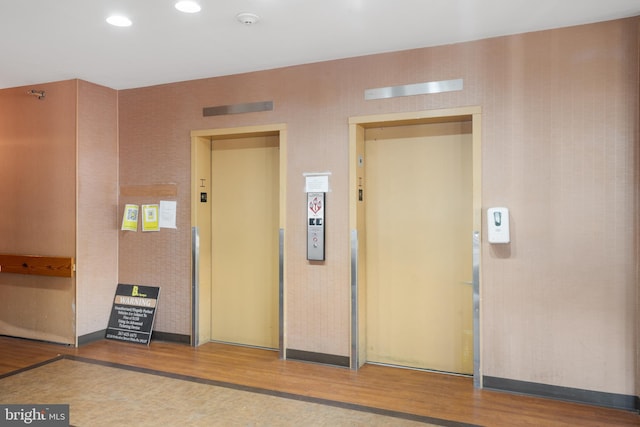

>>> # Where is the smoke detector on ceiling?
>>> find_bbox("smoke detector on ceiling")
[236,12,260,25]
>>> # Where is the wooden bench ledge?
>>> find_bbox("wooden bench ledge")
[0,254,74,278]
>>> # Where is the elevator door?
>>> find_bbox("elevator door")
[210,135,279,349]
[365,121,473,374]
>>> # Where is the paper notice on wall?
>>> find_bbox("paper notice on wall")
[304,173,330,193]
[121,204,139,231]
[142,204,160,232]
[159,200,177,229]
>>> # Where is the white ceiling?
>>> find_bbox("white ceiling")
[1,0,639,90]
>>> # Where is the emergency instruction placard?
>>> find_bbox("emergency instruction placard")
[106,284,160,345]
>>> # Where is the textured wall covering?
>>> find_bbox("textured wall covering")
[76,81,119,338]
[117,18,638,396]
[0,80,119,344]
[0,80,77,344]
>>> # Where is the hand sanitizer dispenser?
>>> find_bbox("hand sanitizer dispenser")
[487,207,510,244]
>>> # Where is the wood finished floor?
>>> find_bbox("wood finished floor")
[0,336,638,426]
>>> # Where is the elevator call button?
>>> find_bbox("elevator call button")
[307,192,325,261]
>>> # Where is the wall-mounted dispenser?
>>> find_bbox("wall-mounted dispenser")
[487,207,510,244]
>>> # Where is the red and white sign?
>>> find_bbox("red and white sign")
[309,196,323,215]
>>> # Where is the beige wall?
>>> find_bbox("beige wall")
[478,21,638,394]
[76,80,119,338]
[118,17,638,396]
[0,79,118,344]
[0,80,78,344]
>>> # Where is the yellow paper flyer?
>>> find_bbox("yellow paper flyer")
[142,204,160,232]
[121,204,139,231]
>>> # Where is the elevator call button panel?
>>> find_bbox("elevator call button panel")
[307,192,325,261]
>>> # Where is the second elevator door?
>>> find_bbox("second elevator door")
[210,135,279,349]
[365,121,473,374]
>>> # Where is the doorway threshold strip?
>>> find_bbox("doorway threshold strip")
[1,355,481,427]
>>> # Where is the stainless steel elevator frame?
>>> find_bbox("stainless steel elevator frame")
[191,226,199,346]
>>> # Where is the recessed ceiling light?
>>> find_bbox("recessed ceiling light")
[106,15,132,27]
[175,1,201,13]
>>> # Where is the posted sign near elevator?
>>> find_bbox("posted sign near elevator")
[106,284,160,345]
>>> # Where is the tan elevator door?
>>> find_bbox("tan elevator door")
[365,121,473,374]
[210,135,279,349]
